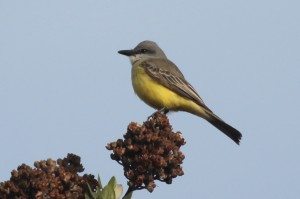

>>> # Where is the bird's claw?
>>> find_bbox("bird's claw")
[148,107,169,120]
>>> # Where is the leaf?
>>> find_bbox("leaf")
[114,184,123,199]
[107,176,117,188]
[101,177,117,199]
[85,176,125,199]
[97,175,103,189]
[85,183,95,199]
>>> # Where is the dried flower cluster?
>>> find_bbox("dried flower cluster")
[106,112,185,193]
[0,153,98,199]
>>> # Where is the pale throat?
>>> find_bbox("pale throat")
[129,54,143,64]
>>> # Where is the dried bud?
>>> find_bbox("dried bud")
[107,112,185,193]
[0,154,98,199]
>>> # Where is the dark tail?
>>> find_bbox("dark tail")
[206,112,242,145]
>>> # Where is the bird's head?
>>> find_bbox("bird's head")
[118,40,167,64]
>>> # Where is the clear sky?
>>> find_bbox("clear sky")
[1,1,299,198]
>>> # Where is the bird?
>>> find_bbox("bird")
[118,40,242,145]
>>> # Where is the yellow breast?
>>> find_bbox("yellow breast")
[131,64,201,113]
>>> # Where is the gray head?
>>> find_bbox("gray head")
[118,40,167,63]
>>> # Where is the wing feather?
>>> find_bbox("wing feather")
[141,59,212,112]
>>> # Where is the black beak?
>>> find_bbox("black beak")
[118,49,135,56]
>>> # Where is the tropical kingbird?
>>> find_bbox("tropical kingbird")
[118,40,242,144]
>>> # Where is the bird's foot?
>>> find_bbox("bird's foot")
[148,107,169,120]
[160,107,169,114]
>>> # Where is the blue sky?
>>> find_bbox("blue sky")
[1,1,299,198]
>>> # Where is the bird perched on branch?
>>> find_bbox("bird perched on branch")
[118,40,242,145]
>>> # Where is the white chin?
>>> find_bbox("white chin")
[129,55,141,64]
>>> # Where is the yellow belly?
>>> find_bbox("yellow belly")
[131,65,204,116]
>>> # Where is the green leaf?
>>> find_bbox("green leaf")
[85,183,97,199]
[101,177,117,199]
[85,176,125,199]
[107,176,117,188]
[114,184,123,199]
[97,175,103,189]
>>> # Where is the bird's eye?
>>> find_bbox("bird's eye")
[140,49,148,53]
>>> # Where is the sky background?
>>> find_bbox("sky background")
[1,1,299,198]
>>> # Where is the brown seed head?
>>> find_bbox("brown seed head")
[107,112,186,193]
[0,154,98,199]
